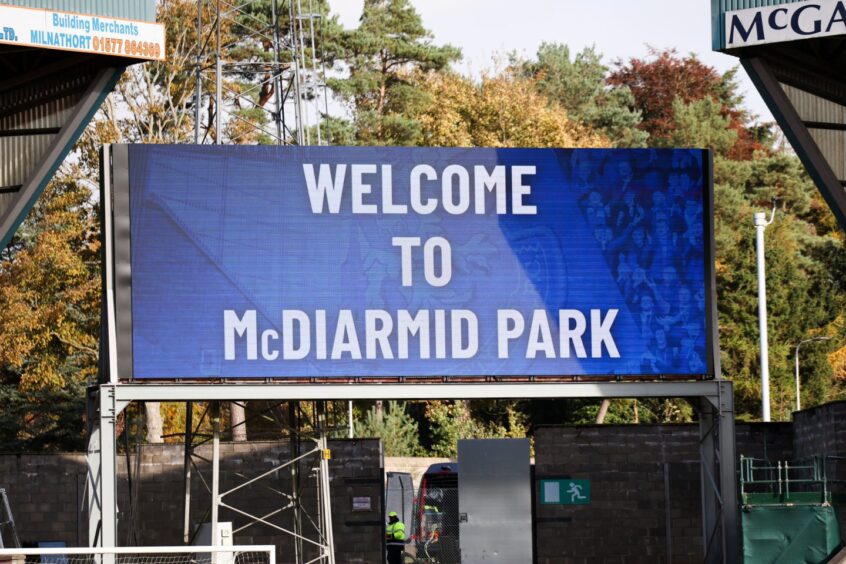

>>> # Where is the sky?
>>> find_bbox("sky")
[333,0,775,124]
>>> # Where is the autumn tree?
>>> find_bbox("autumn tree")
[416,70,609,148]
[0,171,100,450]
[609,48,765,159]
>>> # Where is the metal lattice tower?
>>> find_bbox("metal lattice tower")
[193,0,328,145]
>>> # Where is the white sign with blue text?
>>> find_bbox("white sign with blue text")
[0,3,164,60]
[725,0,846,49]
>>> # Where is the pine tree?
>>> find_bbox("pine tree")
[517,43,647,147]
[355,401,425,456]
[330,0,460,145]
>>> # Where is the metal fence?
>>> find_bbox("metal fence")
[386,479,460,564]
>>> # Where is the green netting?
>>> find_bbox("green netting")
[742,505,842,563]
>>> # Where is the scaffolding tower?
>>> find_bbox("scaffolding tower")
[186,3,335,562]
[193,0,328,146]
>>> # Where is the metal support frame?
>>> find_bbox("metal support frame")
[89,380,739,561]
[741,57,846,231]
[0,65,124,249]
[696,380,738,564]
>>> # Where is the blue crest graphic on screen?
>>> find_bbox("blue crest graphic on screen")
[123,146,711,379]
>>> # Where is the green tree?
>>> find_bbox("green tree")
[426,401,527,458]
[330,0,461,145]
[517,43,647,147]
[713,156,846,420]
[667,96,737,153]
[355,401,425,456]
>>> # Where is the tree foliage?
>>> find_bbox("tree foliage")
[713,156,846,420]
[425,401,527,458]
[0,172,100,450]
[5,4,846,455]
[516,43,647,147]
[330,0,460,145]
[415,70,609,148]
[609,48,765,159]
[355,401,425,456]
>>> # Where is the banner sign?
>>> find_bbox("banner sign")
[725,0,846,49]
[109,145,715,380]
[0,4,164,60]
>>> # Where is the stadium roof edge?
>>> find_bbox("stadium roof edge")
[0,0,156,23]
[0,0,160,249]
[712,0,846,232]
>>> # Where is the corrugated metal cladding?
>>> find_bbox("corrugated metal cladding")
[783,83,846,180]
[0,62,99,225]
[711,0,805,50]
[0,0,155,22]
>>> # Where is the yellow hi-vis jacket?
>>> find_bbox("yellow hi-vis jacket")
[386,521,405,546]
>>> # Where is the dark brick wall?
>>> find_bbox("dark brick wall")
[533,422,793,564]
[0,454,88,547]
[794,401,846,459]
[0,439,383,564]
[0,413,831,564]
[735,422,793,460]
[792,401,846,540]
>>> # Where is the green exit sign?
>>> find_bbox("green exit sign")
[540,479,591,505]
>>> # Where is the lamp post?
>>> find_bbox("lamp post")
[754,202,776,422]
[794,336,832,412]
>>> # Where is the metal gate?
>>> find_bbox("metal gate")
[457,439,532,563]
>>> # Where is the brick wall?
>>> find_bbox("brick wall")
[794,401,846,459]
[0,454,88,547]
[0,439,383,564]
[792,401,846,539]
[533,422,792,564]
[0,415,824,564]
[735,422,793,460]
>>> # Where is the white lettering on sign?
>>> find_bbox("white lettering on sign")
[725,0,846,48]
[219,160,630,369]
[301,163,538,216]
[0,4,165,60]
[224,308,619,362]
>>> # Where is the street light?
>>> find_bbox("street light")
[754,201,776,422]
[794,336,832,411]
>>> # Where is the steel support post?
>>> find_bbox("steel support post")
[316,403,336,564]
[86,388,102,547]
[182,401,194,544]
[289,403,303,562]
[98,386,118,549]
[211,402,222,548]
[717,380,739,562]
[699,398,719,563]
[698,381,738,564]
